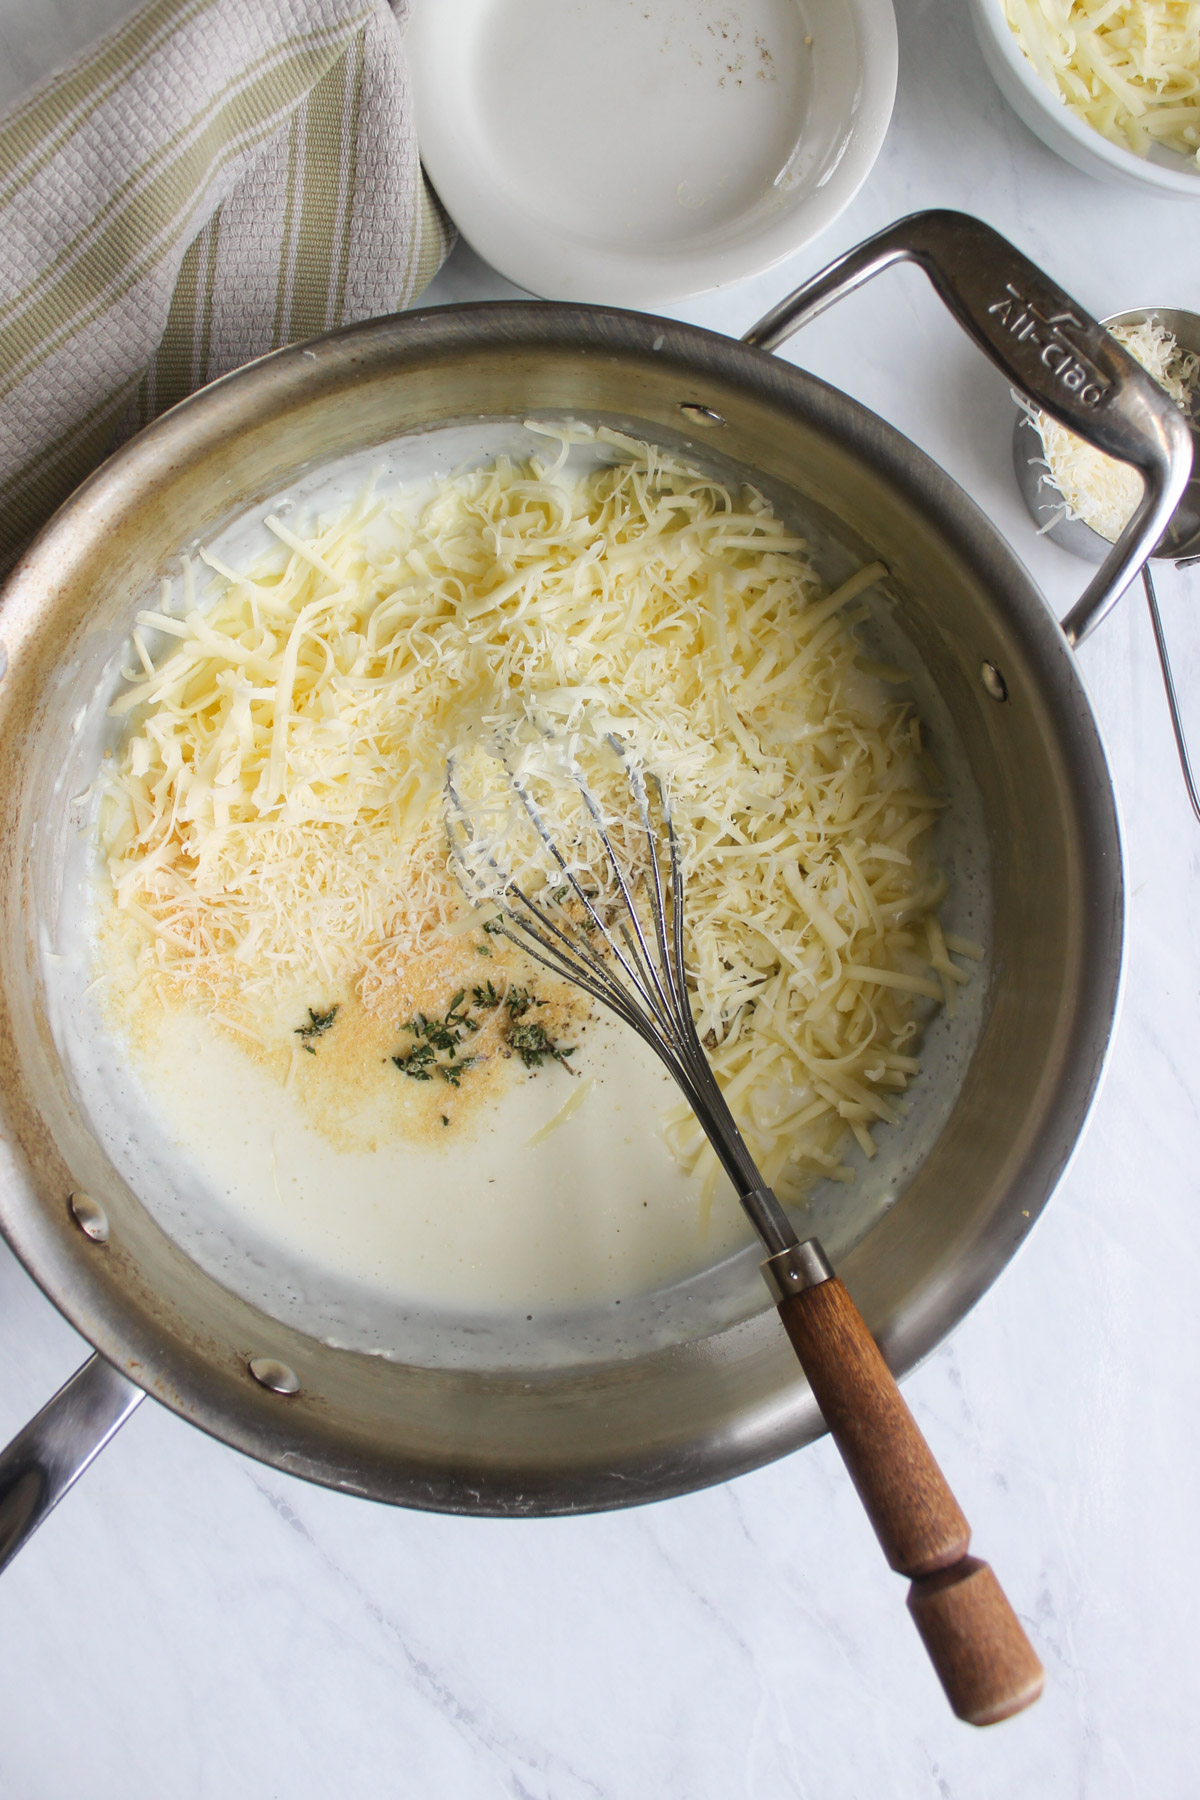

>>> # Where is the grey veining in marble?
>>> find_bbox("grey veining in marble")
[1,0,1198,1794]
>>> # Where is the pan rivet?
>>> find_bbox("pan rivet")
[980,661,1009,703]
[679,403,725,428]
[68,1191,109,1243]
[248,1356,301,1395]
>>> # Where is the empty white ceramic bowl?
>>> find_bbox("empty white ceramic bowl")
[967,0,1200,198]
[406,0,899,306]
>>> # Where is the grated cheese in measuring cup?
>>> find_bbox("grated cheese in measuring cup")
[1021,317,1199,542]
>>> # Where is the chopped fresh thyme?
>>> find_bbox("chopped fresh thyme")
[509,1022,575,1071]
[505,986,541,1021]
[482,917,505,935]
[393,992,481,1083]
[391,984,573,1086]
[471,980,540,1019]
[446,990,475,1029]
[392,1040,436,1080]
[423,1018,458,1053]
[296,1004,338,1042]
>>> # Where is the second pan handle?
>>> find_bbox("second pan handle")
[743,208,1193,648]
[0,1354,144,1573]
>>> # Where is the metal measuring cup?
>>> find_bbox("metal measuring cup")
[1013,307,1200,820]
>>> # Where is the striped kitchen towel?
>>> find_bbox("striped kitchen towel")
[0,0,453,572]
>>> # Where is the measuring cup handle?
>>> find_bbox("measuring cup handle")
[743,209,1193,646]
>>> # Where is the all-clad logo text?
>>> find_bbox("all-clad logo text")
[988,285,1109,407]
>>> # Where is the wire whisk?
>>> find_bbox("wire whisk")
[445,728,794,1254]
[443,723,1045,1724]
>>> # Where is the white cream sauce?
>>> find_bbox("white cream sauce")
[49,427,992,1367]
[122,996,753,1313]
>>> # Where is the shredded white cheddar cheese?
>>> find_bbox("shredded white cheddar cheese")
[100,430,969,1198]
[1003,0,1200,168]
[1023,318,1199,541]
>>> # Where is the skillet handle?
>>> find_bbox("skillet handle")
[0,1353,144,1573]
[764,1253,1044,1726]
[743,208,1193,647]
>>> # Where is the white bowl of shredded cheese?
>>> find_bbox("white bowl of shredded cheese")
[969,0,1200,196]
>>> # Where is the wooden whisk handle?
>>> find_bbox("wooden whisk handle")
[773,1269,1044,1726]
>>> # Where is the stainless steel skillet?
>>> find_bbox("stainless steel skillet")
[0,212,1188,1577]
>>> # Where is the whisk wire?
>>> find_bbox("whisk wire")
[506,744,689,1057]
[620,758,691,1039]
[508,758,655,1002]
[571,750,681,1030]
[442,784,647,1037]
[504,881,649,1035]
[444,731,799,1252]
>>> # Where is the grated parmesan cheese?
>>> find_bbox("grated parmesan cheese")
[1022,317,1199,542]
[1003,0,1200,167]
[100,430,970,1200]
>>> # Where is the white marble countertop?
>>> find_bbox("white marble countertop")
[2,2,1198,1795]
